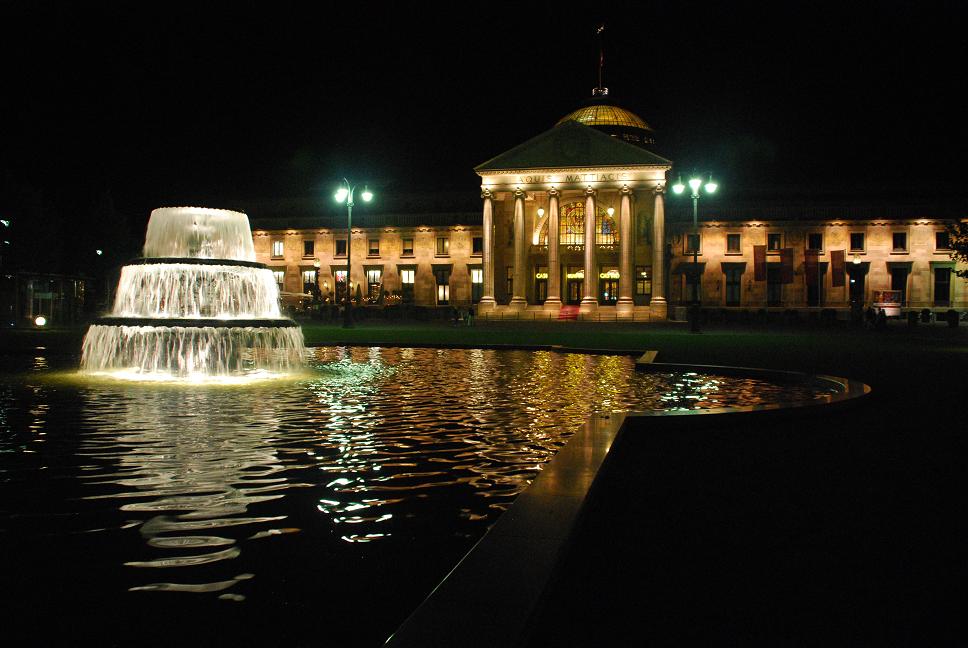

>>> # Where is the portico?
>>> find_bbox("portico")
[475,120,672,319]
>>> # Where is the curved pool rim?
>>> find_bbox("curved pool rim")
[385,356,871,647]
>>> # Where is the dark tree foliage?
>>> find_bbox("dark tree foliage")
[946,221,968,279]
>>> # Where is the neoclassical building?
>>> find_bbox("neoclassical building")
[252,92,966,317]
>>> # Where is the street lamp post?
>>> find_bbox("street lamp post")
[672,173,718,333]
[334,179,373,328]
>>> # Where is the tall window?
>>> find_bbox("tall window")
[400,268,415,302]
[435,268,451,305]
[302,269,317,293]
[272,269,285,289]
[334,269,347,303]
[891,267,908,305]
[559,202,584,245]
[366,268,382,299]
[368,239,380,256]
[534,265,548,304]
[436,237,449,256]
[335,239,347,257]
[271,240,284,258]
[471,267,483,303]
[724,267,742,306]
[303,240,315,257]
[934,267,951,306]
[635,266,652,296]
[726,233,741,254]
[402,238,414,256]
[506,266,513,299]
[767,266,782,306]
[595,210,619,245]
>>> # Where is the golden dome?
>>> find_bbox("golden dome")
[555,104,653,132]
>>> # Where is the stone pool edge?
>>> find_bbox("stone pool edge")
[384,366,869,647]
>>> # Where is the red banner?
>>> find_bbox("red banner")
[754,245,766,281]
[831,250,845,287]
[804,249,819,286]
[780,248,794,284]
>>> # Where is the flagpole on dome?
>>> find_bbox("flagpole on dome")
[594,24,608,97]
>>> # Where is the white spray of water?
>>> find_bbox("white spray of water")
[81,325,305,378]
[143,207,256,261]
[81,206,304,380]
[113,264,282,319]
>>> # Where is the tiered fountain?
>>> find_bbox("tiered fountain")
[81,207,305,381]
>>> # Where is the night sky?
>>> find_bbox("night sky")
[1,1,966,255]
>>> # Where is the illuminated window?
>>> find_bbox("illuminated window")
[366,268,382,298]
[436,237,449,256]
[302,269,317,294]
[334,270,347,303]
[303,240,314,257]
[271,240,284,258]
[470,267,483,303]
[595,210,619,245]
[434,268,451,305]
[272,269,285,288]
[635,265,651,296]
[767,233,782,252]
[368,239,380,256]
[726,233,741,254]
[849,232,865,252]
[559,202,585,245]
[335,239,347,257]
[400,268,415,302]
[402,238,414,256]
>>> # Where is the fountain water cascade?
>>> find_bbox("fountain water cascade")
[81,207,305,380]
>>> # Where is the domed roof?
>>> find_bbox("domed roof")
[555,103,653,132]
[555,99,655,147]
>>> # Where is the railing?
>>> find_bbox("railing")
[477,310,655,323]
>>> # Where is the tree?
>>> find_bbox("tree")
[947,220,968,279]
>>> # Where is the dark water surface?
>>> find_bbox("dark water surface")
[0,347,835,646]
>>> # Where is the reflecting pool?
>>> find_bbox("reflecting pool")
[0,346,836,646]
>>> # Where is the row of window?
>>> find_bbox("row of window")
[685,230,953,255]
[271,236,483,259]
[274,266,485,306]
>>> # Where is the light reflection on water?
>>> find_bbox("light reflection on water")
[0,347,836,642]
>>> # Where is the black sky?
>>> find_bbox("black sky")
[2,0,967,226]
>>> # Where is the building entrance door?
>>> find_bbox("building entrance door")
[566,279,583,304]
[600,279,618,305]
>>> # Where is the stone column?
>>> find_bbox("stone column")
[616,185,634,317]
[650,184,668,319]
[478,189,496,312]
[508,189,528,310]
[580,187,598,313]
[544,188,562,310]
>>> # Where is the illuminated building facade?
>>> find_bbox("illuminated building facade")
[253,91,966,317]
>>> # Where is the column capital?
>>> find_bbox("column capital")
[653,183,665,195]
[585,186,597,197]
[481,188,494,200]
[547,187,560,198]
[513,188,526,199]
[620,184,633,196]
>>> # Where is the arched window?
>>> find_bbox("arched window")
[596,210,619,245]
[559,202,585,245]
[552,201,619,246]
